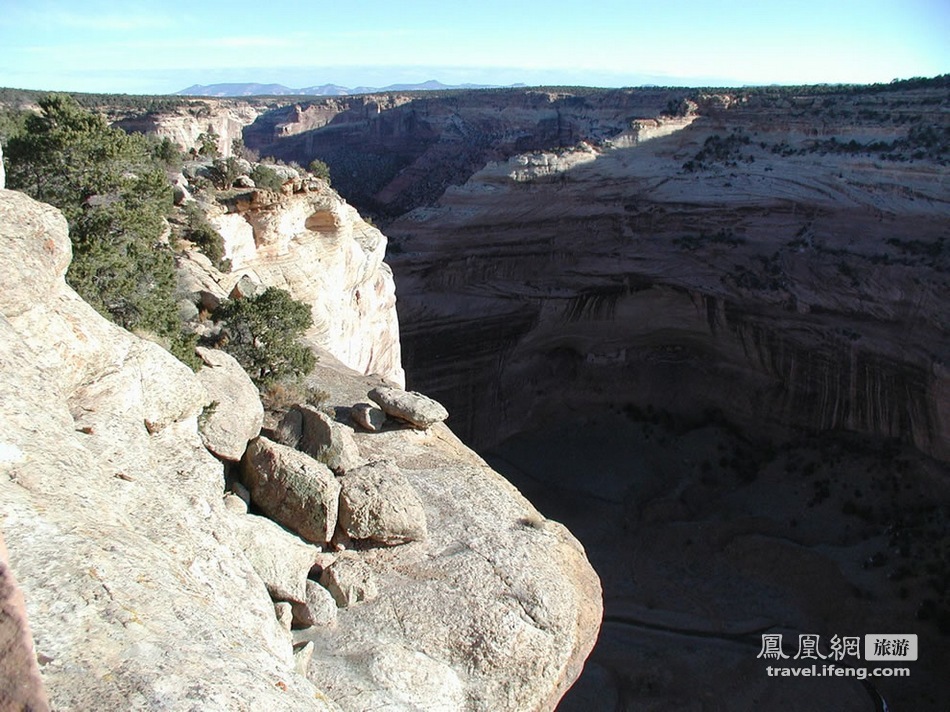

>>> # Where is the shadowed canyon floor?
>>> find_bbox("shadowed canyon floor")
[485,412,949,710]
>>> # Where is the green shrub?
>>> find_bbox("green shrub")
[182,203,226,267]
[214,287,316,386]
[194,130,220,158]
[208,156,242,190]
[250,163,285,191]
[308,158,331,184]
[151,136,183,170]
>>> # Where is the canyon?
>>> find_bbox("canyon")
[1,77,947,709]
[236,79,949,709]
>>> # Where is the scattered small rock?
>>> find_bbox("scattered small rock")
[223,492,247,514]
[293,641,314,675]
[229,274,266,301]
[232,481,251,506]
[291,580,339,628]
[351,402,387,432]
[274,601,293,632]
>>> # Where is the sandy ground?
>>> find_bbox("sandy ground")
[485,409,949,711]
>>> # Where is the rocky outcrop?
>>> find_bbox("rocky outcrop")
[0,188,602,710]
[289,360,603,710]
[0,530,50,712]
[385,83,950,460]
[110,99,266,156]
[195,184,405,385]
[0,189,332,710]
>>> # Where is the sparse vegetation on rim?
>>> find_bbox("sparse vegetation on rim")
[3,93,200,367]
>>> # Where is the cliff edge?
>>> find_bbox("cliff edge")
[0,188,601,710]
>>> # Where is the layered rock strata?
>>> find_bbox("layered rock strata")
[384,84,949,459]
[243,88,691,217]
[111,99,266,156]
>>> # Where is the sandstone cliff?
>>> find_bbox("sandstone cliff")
[111,99,268,156]
[379,83,950,460]
[0,188,601,710]
[181,180,405,386]
[243,88,690,218]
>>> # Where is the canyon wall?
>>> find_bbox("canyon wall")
[372,84,949,460]
[243,88,691,217]
[112,99,268,156]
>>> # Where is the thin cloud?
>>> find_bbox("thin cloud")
[49,12,173,32]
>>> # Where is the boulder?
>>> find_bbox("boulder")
[198,289,222,313]
[368,386,448,429]
[195,346,264,461]
[275,404,361,473]
[338,461,428,545]
[222,492,248,514]
[319,557,378,608]
[294,641,315,675]
[351,402,386,432]
[242,437,341,544]
[174,250,228,310]
[274,601,293,632]
[291,579,339,628]
[177,297,199,322]
[233,513,320,602]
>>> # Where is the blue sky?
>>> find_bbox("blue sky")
[1,0,947,94]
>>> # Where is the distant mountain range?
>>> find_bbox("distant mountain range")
[174,80,524,97]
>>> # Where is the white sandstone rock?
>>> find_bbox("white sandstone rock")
[338,460,428,545]
[195,346,264,460]
[368,385,448,429]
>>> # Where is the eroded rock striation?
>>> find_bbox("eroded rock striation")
[0,188,602,710]
[379,82,950,460]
